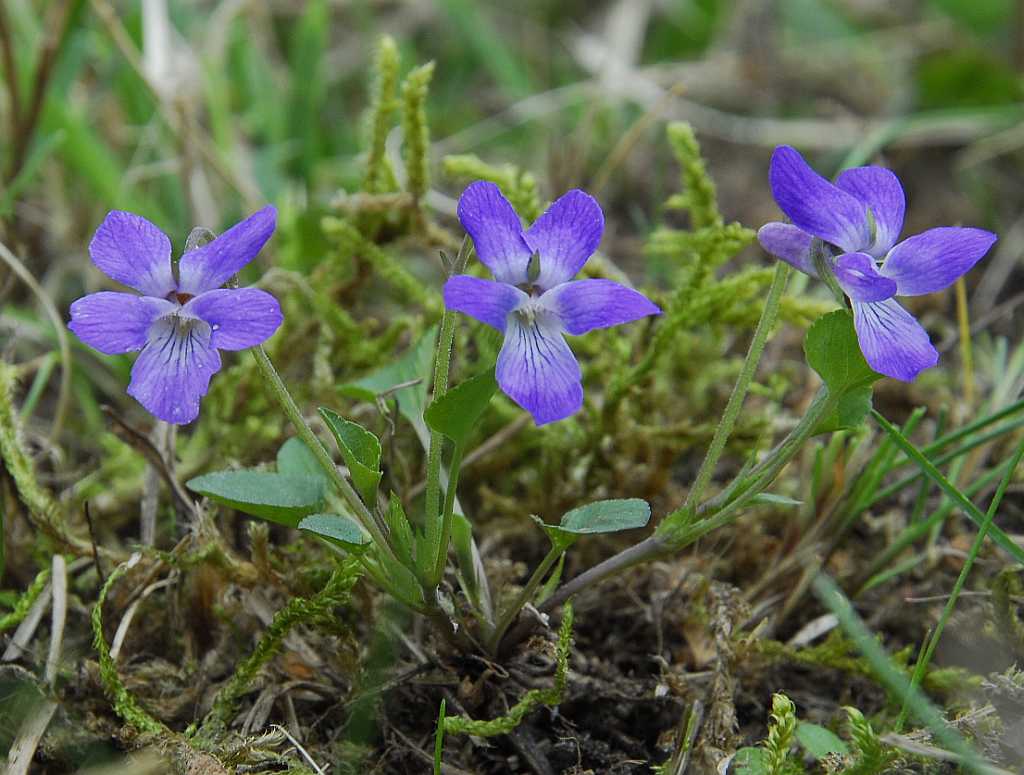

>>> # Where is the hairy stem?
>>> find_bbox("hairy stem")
[685,262,789,509]
[252,346,395,562]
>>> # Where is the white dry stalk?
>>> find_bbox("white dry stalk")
[2,584,51,663]
[4,555,68,775]
[271,725,328,774]
[109,577,176,662]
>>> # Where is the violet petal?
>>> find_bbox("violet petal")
[89,211,176,297]
[524,189,604,290]
[68,292,175,355]
[443,275,527,332]
[457,181,532,285]
[881,227,997,296]
[757,222,817,277]
[853,298,938,381]
[769,146,870,253]
[833,252,897,303]
[543,279,660,336]
[183,288,283,351]
[177,206,277,295]
[496,313,583,425]
[127,316,222,424]
[835,166,906,257]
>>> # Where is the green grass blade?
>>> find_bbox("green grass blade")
[871,410,1024,565]
[813,573,995,774]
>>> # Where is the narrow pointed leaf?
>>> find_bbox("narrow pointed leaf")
[536,498,652,549]
[424,368,498,446]
[386,492,415,564]
[320,408,382,504]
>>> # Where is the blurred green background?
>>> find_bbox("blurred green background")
[2,0,1022,245]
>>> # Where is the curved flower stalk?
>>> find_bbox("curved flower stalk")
[444,181,661,425]
[758,146,997,381]
[69,208,283,424]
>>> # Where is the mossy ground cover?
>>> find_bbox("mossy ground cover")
[2,2,1024,773]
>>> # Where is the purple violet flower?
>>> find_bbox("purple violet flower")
[444,181,661,425]
[758,145,997,381]
[69,207,283,425]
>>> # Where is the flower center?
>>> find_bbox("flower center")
[170,291,194,305]
[513,296,546,326]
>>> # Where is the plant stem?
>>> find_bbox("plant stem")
[896,436,1024,730]
[490,543,565,652]
[538,389,837,617]
[539,535,666,615]
[685,262,789,509]
[430,443,463,586]
[251,346,394,561]
[424,309,457,576]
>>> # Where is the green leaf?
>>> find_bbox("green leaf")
[815,384,875,434]
[560,498,651,534]
[536,553,565,606]
[538,498,652,549]
[341,326,437,433]
[187,471,324,527]
[298,513,372,552]
[804,310,882,433]
[732,747,769,774]
[796,721,849,759]
[276,437,325,481]
[805,310,880,393]
[424,368,498,446]
[752,493,802,508]
[451,513,492,618]
[319,408,382,504]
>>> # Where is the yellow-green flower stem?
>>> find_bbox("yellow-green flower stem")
[684,262,789,510]
[251,346,396,566]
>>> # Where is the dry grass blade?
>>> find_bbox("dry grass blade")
[4,554,68,775]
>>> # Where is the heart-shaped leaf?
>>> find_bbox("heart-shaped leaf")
[320,409,382,504]
[298,513,372,552]
[424,368,498,447]
[804,310,882,433]
[187,471,325,527]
